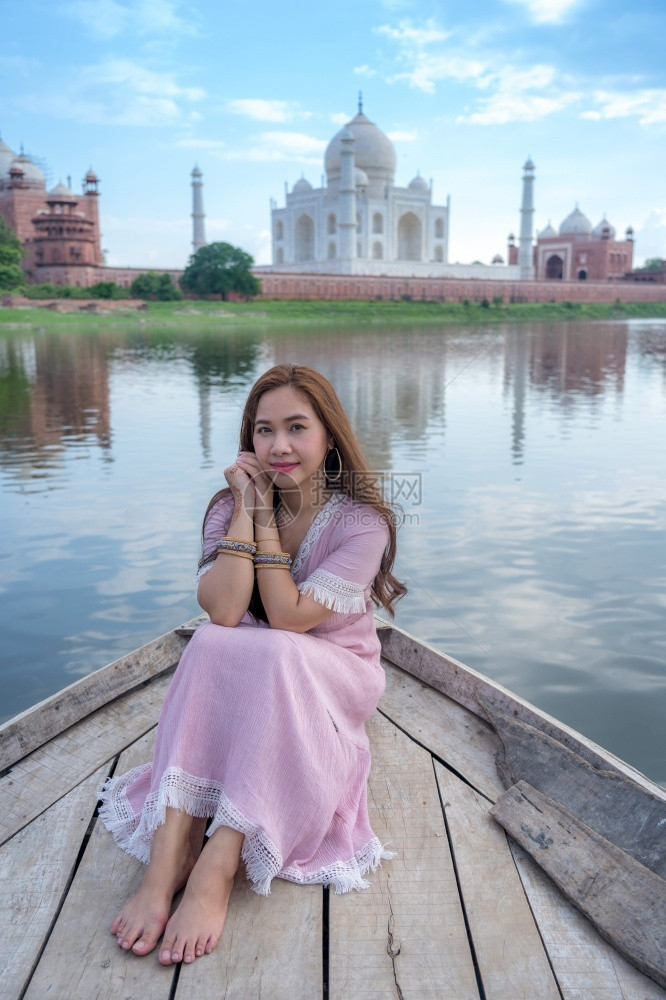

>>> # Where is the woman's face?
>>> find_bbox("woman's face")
[252,385,332,491]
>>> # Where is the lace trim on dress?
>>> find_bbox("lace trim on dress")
[196,561,214,583]
[297,568,367,615]
[291,492,346,580]
[99,765,394,896]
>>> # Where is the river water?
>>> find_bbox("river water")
[1,318,664,783]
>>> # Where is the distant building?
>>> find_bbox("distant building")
[0,134,183,289]
[506,161,634,282]
[0,135,103,285]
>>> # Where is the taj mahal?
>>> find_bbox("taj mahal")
[261,98,471,279]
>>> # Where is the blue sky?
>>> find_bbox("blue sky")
[2,0,665,269]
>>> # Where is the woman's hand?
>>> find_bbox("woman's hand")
[232,452,274,517]
[223,459,256,519]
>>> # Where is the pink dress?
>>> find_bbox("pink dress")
[99,491,394,894]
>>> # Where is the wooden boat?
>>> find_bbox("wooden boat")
[1,615,664,999]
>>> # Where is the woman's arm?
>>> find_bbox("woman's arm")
[237,451,335,633]
[197,465,256,627]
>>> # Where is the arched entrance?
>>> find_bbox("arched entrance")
[578,269,587,280]
[545,254,564,280]
[295,215,314,262]
[398,212,422,260]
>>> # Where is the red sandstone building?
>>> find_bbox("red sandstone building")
[0,137,104,285]
[507,207,634,282]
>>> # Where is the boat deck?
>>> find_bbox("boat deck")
[1,626,664,999]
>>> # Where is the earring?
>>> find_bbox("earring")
[326,446,343,483]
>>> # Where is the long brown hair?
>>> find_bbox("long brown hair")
[200,364,406,617]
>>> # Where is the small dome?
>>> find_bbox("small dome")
[0,136,16,180]
[10,152,45,188]
[49,181,75,198]
[191,164,202,178]
[593,216,616,240]
[538,221,557,239]
[85,168,99,183]
[559,206,592,237]
[492,253,504,265]
[408,174,429,193]
[292,176,313,194]
[325,111,396,186]
[354,167,369,186]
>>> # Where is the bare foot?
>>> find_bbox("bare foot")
[158,826,243,965]
[111,810,198,956]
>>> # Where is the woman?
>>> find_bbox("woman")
[100,364,405,966]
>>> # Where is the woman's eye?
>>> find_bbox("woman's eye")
[291,423,305,431]
[255,427,270,434]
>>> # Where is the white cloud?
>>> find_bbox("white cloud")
[226,99,311,123]
[330,112,350,125]
[505,0,581,25]
[377,19,450,46]
[458,64,579,124]
[353,65,378,78]
[460,91,579,125]
[216,131,327,164]
[393,53,487,93]
[581,89,666,126]
[17,57,205,126]
[60,0,194,40]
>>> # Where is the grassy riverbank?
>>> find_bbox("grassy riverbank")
[2,297,666,332]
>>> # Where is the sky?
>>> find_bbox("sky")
[2,0,665,269]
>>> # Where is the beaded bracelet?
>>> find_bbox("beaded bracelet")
[256,535,281,545]
[216,537,257,556]
[216,547,254,561]
[254,551,293,567]
[255,562,292,570]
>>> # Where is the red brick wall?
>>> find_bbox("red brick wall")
[255,271,666,303]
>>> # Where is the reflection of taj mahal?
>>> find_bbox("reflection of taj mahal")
[265,99,460,278]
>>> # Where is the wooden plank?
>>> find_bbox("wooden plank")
[510,841,666,1000]
[0,672,172,847]
[0,764,109,1000]
[25,729,177,1000]
[329,712,479,1000]
[0,621,195,771]
[380,658,503,801]
[175,878,322,999]
[491,781,666,990]
[378,622,666,797]
[434,763,560,1000]
[482,703,666,877]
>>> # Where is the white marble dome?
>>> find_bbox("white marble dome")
[559,206,592,237]
[325,112,396,186]
[0,137,16,181]
[10,153,46,188]
[292,177,313,194]
[49,181,75,198]
[593,216,616,240]
[408,174,429,193]
[538,221,557,239]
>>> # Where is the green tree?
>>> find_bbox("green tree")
[0,216,25,293]
[131,271,182,300]
[636,257,664,272]
[180,242,261,300]
[88,281,119,299]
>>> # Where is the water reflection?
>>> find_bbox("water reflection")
[0,319,665,783]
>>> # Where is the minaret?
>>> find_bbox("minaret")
[518,158,535,280]
[338,127,357,262]
[191,165,206,253]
